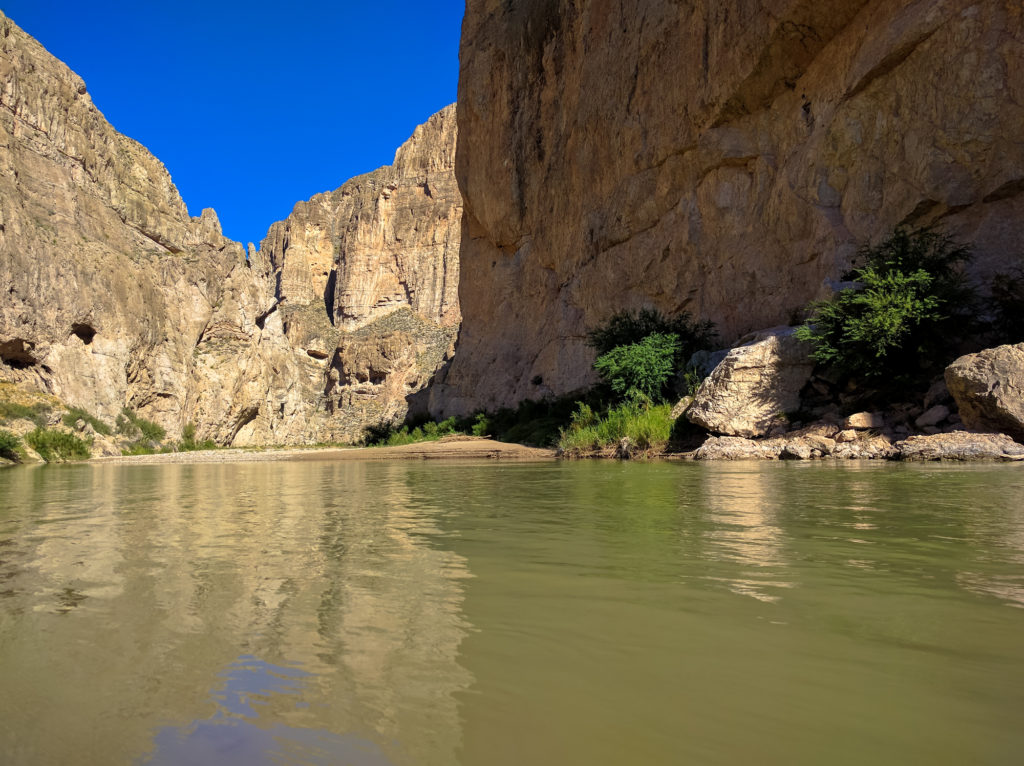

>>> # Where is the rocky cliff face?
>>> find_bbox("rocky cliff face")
[433,0,1024,416]
[0,12,460,445]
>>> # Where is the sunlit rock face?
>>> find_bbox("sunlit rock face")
[255,104,462,443]
[0,11,460,444]
[432,0,1024,416]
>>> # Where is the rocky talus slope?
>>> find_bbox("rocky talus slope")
[0,12,460,445]
[433,0,1024,416]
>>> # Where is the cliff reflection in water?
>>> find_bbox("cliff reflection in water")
[0,461,473,766]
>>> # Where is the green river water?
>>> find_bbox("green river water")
[1,459,1023,765]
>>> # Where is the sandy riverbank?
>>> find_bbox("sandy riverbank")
[89,435,557,465]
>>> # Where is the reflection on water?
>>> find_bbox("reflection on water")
[1,460,1023,765]
[0,461,471,766]
[700,467,792,602]
[142,656,393,766]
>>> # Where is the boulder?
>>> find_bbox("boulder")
[845,411,885,429]
[915,405,950,429]
[945,344,1024,441]
[686,327,814,438]
[896,432,1024,461]
[694,436,782,461]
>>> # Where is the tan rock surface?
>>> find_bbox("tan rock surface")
[945,343,1024,440]
[685,327,814,437]
[435,0,1024,416]
[896,431,1024,460]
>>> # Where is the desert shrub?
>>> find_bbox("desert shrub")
[0,401,50,427]
[0,429,22,461]
[24,427,91,462]
[990,269,1024,344]
[470,413,490,437]
[62,406,112,435]
[116,407,166,442]
[588,308,717,367]
[796,228,976,384]
[594,333,681,402]
[558,400,674,454]
[588,309,716,404]
[179,422,217,452]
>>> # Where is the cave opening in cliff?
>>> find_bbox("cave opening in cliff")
[0,339,38,368]
[71,323,96,345]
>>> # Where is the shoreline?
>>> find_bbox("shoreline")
[87,436,558,465]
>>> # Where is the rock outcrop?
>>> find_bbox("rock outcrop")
[945,343,1024,441]
[0,12,461,446]
[684,326,814,437]
[434,0,1024,417]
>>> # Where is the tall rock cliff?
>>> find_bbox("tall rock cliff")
[0,12,460,445]
[433,0,1024,416]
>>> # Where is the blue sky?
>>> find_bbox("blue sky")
[1,1,464,245]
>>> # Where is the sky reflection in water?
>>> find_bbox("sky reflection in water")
[141,655,395,766]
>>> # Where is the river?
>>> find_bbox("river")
[1,460,1023,765]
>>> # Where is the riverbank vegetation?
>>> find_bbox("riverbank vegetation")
[795,228,977,390]
[363,309,717,456]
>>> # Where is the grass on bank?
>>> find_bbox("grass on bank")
[0,400,51,428]
[557,399,675,454]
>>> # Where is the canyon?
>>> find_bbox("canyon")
[2,1,1024,445]
[0,10,460,445]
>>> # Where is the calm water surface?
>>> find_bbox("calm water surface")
[1,460,1023,765]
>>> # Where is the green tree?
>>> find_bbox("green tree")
[594,332,681,402]
[796,228,975,384]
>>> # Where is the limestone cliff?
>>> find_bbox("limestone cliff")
[433,0,1024,416]
[0,12,460,445]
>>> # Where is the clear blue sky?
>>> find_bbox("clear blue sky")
[1,1,464,245]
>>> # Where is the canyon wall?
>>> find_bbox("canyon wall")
[0,12,460,445]
[432,0,1024,416]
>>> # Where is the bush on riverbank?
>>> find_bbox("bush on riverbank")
[589,309,716,404]
[24,427,90,462]
[558,398,675,455]
[0,429,24,462]
[796,228,976,388]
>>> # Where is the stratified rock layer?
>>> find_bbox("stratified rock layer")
[0,12,460,445]
[434,0,1024,416]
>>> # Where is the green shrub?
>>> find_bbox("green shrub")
[594,333,681,402]
[62,406,112,436]
[116,407,166,442]
[796,228,975,384]
[179,422,218,452]
[470,412,490,437]
[24,427,91,462]
[0,429,22,461]
[0,401,50,427]
[558,400,674,454]
[588,309,716,404]
[588,308,717,363]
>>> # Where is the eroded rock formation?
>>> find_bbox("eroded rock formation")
[434,0,1024,416]
[0,12,460,445]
